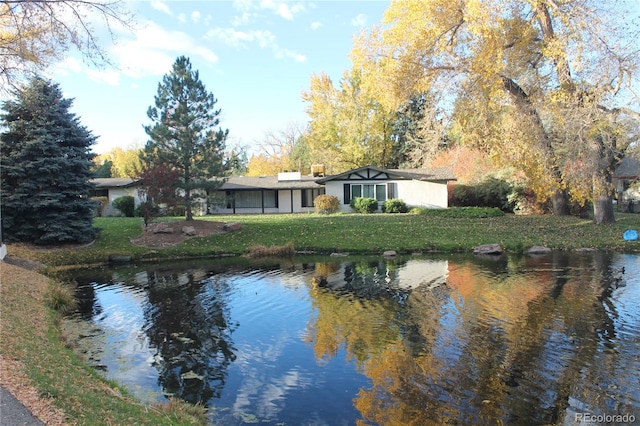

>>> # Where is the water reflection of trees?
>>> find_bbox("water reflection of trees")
[141,266,237,405]
[305,253,634,425]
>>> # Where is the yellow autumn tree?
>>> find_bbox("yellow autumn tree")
[94,146,143,178]
[301,67,398,173]
[351,0,640,223]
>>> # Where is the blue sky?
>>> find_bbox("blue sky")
[50,0,390,155]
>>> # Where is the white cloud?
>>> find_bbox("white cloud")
[150,0,171,15]
[231,11,254,26]
[351,13,367,27]
[86,68,121,86]
[54,57,83,75]
[177,13,187,24]
[112,21,218,79]
[191,11,201,23]
[205,27,305,62]
[232,0,306,20]
[310,21,322,30]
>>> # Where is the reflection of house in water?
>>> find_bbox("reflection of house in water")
[313,258,449,295]
[613,157,640,213]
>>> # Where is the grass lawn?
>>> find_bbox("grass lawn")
[6,211,640,268]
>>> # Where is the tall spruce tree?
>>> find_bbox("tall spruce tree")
[143,56,229,221]
[1,77,99,244]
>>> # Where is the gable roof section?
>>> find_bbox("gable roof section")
[613,157,640,179]
[221,175,323,191]
[316,165,456,183]
[91,178,140,188]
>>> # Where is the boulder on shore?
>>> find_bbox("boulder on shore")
[182,226,196,236]
[223,222,242,232]
[151,223,173,234]
[473,244,503,256]
[528,246,552,255]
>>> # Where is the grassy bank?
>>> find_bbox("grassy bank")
[7,211,640,268]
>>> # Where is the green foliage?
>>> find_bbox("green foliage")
[0,77,99,244]
[409,207,505,218]
[451,177,516,212]
[382,198,408,213]
[314,194,340,214]
[143,56,229,221]
[91,159,112,177]
[350,197,378,213]
[112,196,135,217]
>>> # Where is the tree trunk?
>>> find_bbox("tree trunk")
[185,188,193,221]
[593,174,615,224]
[551,189,571,216]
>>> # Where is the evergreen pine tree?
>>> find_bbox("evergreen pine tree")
[1,77,99,244]
[143,56,229,221]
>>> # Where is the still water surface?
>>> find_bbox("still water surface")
[62,252,640,425]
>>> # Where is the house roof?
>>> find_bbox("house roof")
[221,175,323,191]
[613,157,640,179]
[91,178,140,188]
[316,165,457,183]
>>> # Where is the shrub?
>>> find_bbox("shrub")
[46,281,78,314]
[314,195,339,214]
[383,198,408,213]
[112,195,135,217]
[248,242,295,258]
[350,197,378,213]
[451,177,515,212]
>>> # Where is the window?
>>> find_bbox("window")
[349,184,387,202]
[230,190,278,208]
[387,182,397,199]
[302,188,325,207]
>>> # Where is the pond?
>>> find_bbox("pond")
[61,251,640,425]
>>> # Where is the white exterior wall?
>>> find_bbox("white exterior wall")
[324,179,449,212]
[279,189,293,213]
[101,187,143,216]
[396,180,448,209]
[108,187,143,206]
[214,207,281,214]
[323,182,350,212]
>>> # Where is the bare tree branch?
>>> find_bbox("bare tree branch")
[0,0,135,94]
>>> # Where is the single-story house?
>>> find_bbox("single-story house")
[316,165,456,212]
[613,156,640,213]
[90,178,143,216]
[89,165,456,216]
[215,166,456,214]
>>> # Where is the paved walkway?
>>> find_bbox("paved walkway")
[0,386,44,425]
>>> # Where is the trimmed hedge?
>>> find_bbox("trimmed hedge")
[383,198,409,213]
[350,197,378,213]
